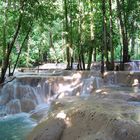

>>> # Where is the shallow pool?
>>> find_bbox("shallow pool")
[0,113,37,140]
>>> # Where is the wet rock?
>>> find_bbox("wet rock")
[20,98,36,112]
[104,71,140,86]
[0,84,15,105]
[28,96,140,140]
[127,92,140,103]
[6,99,21,114]
[51,101,65,110]
[27,118,66,140]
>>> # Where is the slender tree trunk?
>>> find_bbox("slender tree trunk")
[1,1,7,80]
[87,40,94,70]
[130,21,135,56]
[102,0,110,71]
[77,0,82,70]
[109,0,114,70]
[81,45,85,70]
[26,43,30,67]
[103,0,108,66]
[87,0,94,70]
[70,0,73,69]
[131,36,135,56]
[11,26,32,75]
[2,15,7,73]
[49,29,57,63]
[116,0,129,64]
[122,0,128,38]
[64,0,70,69]
[77,21,82,70]
[82,2,86,70]
[93,47,96,62]
[101,0,106,75]
[0,14,22,83]
[77,1,85,70]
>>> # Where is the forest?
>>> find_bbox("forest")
[0,0,140,83]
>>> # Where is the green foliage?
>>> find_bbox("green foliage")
[0,0,140,69]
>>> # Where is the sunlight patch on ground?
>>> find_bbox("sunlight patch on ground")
[95,89,102,93]
[56,111,66,119]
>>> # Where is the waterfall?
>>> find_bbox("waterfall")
[0,105,7,117]
[125,62,139,71]
[0,72,103,116]
[0,78,54,115]
[6,99,21,114]
[81,77,102,96]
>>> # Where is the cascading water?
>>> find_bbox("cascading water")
[113,61,140,71]
[0,77,55,115]
[0,76,54,139]
[81,77,102,96]
[0,113,37,140]
[0,71,103,140]
[125,61,139,71]
[0,72,103,115]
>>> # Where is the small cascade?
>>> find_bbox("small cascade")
[0,78,56,115]
[6,99,21,114]
[104,72,118,86]
[125,62,139,71]
[81,77,102,96]
[32,86,45,104]
[0,105,7,117]
[0,72,103,116]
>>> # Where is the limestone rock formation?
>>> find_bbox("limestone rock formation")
[27,95,140,140]
[27,118,66,140]
[20,98,36,112]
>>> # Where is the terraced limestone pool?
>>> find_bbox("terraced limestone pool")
[0,71,140,140]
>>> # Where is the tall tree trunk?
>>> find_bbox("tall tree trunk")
[130,21,136,56]
[130,36,135,56]
[103,0,108,66]
[70,0,73,69]
[102,0,110,71]
[122,0,128,38]
[0,14,22,84]
[11,26,32,75]
[77,17,82,70]
[77,0,85,70]
[77,0,82,70]
[49,29,57,63]
[81,45,85,70]
[109,0,114,70]
[2,9,7,73]
[116,0,129,64]
[64,0,70,69]
[87,40,94,70]
[26,42,30,67]
[101,0,107,75]
[93,47,96,62]
[87,0,94,70]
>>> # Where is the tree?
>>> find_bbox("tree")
[0,0,55,83]
[109,0,114,70]
[87,0,95,70]
[0,0,140,82]
[116,0,129,64]
[101,0,107,75]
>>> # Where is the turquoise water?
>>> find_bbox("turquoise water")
[0,113,37,140]
[0,85,139,140]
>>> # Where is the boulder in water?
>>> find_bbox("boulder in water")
[20,98,36,112]
[6,99,21,114]
[27,118,66,140]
